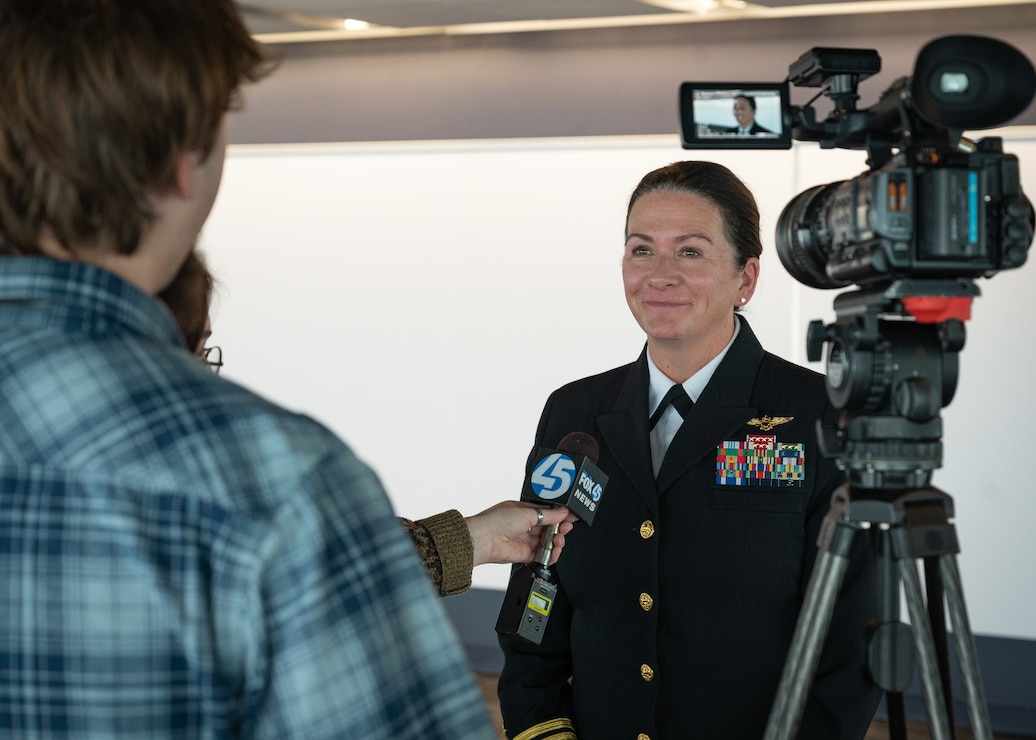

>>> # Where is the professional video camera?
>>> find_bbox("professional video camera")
[679,34,1035,490]
[681,35,1034,293]
[679,35,1036,739]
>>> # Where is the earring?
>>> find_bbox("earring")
[739,297,747,305]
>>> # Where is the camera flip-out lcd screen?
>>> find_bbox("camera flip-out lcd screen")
[679,82,791,149]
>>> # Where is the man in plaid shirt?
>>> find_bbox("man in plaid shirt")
[0,2,495,737]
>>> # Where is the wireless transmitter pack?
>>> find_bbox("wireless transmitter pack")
[495,562,558,644]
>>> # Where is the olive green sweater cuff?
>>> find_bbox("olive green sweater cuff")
[418,509,474,596]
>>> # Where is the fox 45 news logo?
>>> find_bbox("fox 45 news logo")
[526,452,606,525]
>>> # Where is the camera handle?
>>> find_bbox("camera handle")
[763,483,992,740]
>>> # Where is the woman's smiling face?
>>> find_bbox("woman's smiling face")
[622,189,757,354]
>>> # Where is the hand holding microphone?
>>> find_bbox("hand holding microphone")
[464,501,577,567]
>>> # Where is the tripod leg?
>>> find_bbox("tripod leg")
[898,558,953,740]
[925,557,954,727]
[764,525,854,740]
[885,692,909,740]
[868,527,913,740]
[940,554,992,739]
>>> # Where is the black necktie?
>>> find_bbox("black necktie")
[648,384,693,430]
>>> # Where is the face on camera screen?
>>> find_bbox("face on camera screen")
[680,83,791,149]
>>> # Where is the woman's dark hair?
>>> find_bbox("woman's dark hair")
[159,251,214,354]
[625,160,763,269]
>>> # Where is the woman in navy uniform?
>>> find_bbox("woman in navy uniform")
[497,161,880,739]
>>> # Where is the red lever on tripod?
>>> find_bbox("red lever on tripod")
[901,296,973,323]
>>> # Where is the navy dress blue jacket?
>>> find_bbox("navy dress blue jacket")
[498,320,881,740]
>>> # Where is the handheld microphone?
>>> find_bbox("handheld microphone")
[520,431,607,525]
[496,432,608,644]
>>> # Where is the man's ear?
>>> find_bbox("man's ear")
[172,151,200,200]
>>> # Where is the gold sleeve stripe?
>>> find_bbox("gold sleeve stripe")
[509,717,577,740]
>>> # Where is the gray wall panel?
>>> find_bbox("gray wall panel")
[230,6,1036,144]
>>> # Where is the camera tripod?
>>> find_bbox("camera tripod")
[763,482,991,740]
[764,283,993,740]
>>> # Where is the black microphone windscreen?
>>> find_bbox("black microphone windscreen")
[556,432,599,463]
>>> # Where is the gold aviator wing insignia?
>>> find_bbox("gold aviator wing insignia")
[747,415,794,432]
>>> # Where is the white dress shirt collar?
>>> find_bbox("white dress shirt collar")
[645,316,742,475]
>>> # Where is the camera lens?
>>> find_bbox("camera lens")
[775,183,852,290]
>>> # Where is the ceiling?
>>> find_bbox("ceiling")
[238,0,1031,42]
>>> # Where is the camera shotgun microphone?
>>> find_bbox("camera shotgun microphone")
[496,432,608,645]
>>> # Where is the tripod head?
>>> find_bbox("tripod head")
[807,278,976,493]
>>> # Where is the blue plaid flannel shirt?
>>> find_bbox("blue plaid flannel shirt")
[0,257,495,739]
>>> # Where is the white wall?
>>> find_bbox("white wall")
[201,130,1036,640]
